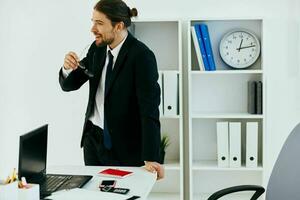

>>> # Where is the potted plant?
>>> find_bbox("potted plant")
[159,134,170,164]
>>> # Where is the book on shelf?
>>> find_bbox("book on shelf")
[199,24,216,71]
[256,81,263,114]
[163,71,178,116]
[247,81,263,114]
[194,24,210,71]
[248,81,256,114]
[229,122,241,168]
[176,73,180,115]
[246,122,258,168]
[158,71,164,116]
[216,121,229,167]
[191,26,205,71]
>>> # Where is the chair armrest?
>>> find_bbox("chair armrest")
[207,185,265,200]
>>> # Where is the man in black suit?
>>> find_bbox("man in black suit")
[59,0,164,179]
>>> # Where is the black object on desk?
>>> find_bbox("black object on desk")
[126,196,141,200]
[19,124,93,198]
[100,186,130,195]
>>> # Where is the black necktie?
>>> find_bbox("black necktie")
[103,50,113,149]
[105,50,114,96]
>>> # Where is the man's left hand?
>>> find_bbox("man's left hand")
[144,161,164,180]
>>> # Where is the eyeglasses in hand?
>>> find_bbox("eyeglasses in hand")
[78,44,94,78]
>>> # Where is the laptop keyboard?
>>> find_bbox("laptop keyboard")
[41,175,73,192]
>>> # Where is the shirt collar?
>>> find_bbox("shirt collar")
[106,33,128,59]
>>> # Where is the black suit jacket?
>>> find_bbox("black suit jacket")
[59,33,161,166]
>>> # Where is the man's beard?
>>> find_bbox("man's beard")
[95,35,114,47]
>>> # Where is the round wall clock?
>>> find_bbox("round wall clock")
[219,29,260,69]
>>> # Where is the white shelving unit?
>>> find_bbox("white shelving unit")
[188,19,265,200]
[132,20,183,200]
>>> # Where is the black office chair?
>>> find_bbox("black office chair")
[208,122,300,200]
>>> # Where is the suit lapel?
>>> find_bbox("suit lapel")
[105,33,135,98]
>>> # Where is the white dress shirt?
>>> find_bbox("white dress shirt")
[62,34,128,129]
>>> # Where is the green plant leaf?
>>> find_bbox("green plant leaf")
[160,134,171,151]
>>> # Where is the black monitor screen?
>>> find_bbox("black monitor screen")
[18,125,48,182]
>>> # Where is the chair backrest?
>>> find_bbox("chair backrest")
[266,123,300,200]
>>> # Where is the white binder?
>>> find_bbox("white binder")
[216,122,229,167]
[190,26,205,71]
[246,122,258,168]
[163,71,178,116]
[158,71,163,116]
[229,122,241,168]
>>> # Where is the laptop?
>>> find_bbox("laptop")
[18,124,92,198]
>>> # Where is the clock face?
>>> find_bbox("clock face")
[219,29,260,69]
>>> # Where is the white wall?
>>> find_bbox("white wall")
[0,0,96,177]
[1,0,300,187]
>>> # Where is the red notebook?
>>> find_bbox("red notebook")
[98,168,133,178]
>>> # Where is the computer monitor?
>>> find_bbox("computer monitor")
[18,124,48,182]
[18,124,92,197]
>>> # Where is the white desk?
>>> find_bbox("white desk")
[47,166,156,200]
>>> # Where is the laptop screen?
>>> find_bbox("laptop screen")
[18,125,48,182]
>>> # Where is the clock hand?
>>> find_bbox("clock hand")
[237,39,243,52]
[238,45,256,50]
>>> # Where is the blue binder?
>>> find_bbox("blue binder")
[199,24,216,71]
[194,24,209,71]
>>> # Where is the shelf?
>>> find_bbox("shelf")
[134,20,183,200]
[160,115,181,119]
[191,113,264,119]
[147,193,180,200]
[192,161,263,171]
[164,160,181,170]
[159,69,180,73]
[188,19,264,200]
[191,70,263,74]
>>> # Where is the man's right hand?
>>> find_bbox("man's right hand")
[63,51,80,70]
[144,161,164,180]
